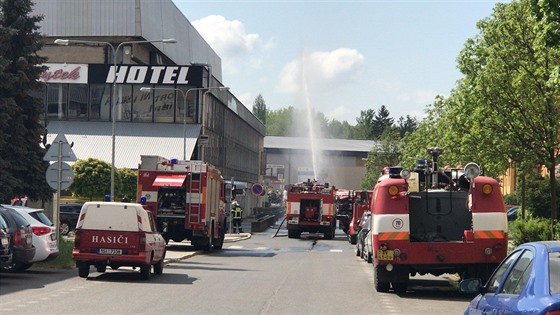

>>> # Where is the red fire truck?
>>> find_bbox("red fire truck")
[344,190,373,245]
[371,148,508,293]
[137,155,226,251]
[286,180,337,239]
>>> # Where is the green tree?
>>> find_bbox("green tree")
[266,106,296,136]
[456,0,560,223]
[396,115,418,138]
[252,94,267,125]
[0,0,50,203]
[361,129,400,190]
[354,109,375,139]
[372,105,394,139]
[70,158,113,200]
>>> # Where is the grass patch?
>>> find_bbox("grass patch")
[36,236,75,269]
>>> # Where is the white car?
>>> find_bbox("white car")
[1,205,59,271]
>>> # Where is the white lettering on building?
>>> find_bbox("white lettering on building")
[105,66,190,85]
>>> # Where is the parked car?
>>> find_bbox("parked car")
[460,241,560,315]
[0,206,35,272]
[507,206,519,221]
[363,228,373,264]
[59,202,84,235]
[73,202,166,280]
[0,214,12,268]
[355,212,372,259]
[2,205,59,270]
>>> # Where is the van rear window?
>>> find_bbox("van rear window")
[80,204,142,232]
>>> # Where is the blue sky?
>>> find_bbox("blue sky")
[172,0,505,125]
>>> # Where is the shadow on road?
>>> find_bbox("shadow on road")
[0,267,76,295]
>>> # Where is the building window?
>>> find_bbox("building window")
[133,85,153,122]
[90,84,111,121]
[46,84,67,120]
[68,85,89,120]
[177,86,197,124]
[153,86,175,123]
[115,84,132,121]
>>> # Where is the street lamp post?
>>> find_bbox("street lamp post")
[140,86,229,160]
[54,38,176,201]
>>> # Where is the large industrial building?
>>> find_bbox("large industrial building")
[264,136,375,191]
[31,0,374,211]
[32,0,265,207]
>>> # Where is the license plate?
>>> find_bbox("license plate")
[97,248,122,255]
[25,235,32,245]
[377,250,394,260]
[1,238,7,246]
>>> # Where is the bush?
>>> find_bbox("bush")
[510,216,559,246]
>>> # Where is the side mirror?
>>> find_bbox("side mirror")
[458,278,484,294]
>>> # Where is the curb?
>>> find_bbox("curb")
[224,233,252,243]
[163,233,252,264]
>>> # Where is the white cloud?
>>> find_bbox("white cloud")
[192,15,274,75]
[278,48,365,94]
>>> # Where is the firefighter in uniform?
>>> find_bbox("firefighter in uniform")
[231,198,243,233]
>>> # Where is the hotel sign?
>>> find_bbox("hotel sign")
[90,64,203,86]
[40,63,204,86]
[40,63,88,84]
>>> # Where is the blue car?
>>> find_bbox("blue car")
[460,241,560,315]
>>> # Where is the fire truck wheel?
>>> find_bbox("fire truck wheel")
[213,225,225,250]
[140,264,151,280]
[288,230,300,239]
[392,281,407,293]
[77,262,89,278]
[348,234,357,245]
[374,266,390,292]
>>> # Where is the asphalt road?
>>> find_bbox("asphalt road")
[0,227,474,314]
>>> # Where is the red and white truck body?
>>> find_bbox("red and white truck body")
[345,190,373,245]
[371,148,508,293]
[137,155,226,250]
[286,180,337,239]
[73,202,166,280]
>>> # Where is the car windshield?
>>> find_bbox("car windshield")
[29,211,54,226]
[550,251,560,294]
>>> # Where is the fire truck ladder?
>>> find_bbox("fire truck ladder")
[188,163,203,224]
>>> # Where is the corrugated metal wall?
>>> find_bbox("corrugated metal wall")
[33,0,222,81]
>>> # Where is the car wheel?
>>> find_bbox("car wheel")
[77,262,90,278]
[356,245,361,257]
[60,222,71,235]
[96,264,106,273]
[153,258,164,275]
[140,264,151,280]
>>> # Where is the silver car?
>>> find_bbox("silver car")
[1,205,59,271]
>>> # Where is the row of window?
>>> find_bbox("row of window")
[43,83,200,124]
